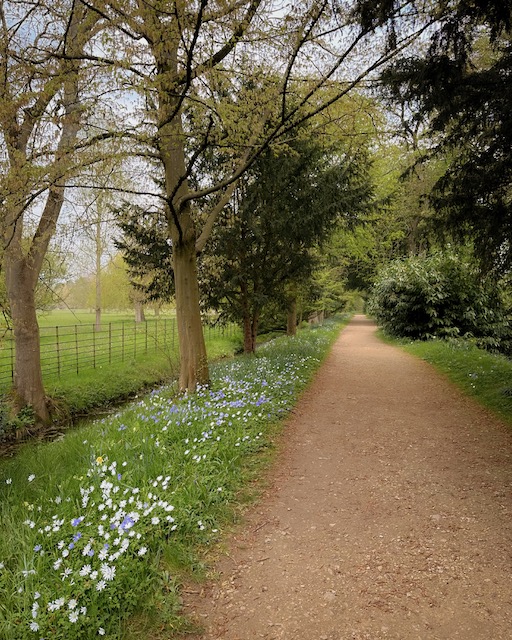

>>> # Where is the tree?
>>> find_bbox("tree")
[378,0,512,273]
[0,1,101,422]
[85,0,429,390]
[201,134,373,351]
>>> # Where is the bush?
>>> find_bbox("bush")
[368,252,511,353]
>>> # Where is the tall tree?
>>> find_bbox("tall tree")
[378,0,512,273]
[0,1,100,422]
[86,0,429,390]
[201,135,373,351]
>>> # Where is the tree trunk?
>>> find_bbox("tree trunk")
[95,219,102,330]
[134,302,145,323]
[4,257,49,423]
[173,236,209,389]
[286,298,297,336]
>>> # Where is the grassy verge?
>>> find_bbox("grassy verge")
[380,331,512,428]
[0,317,348,640]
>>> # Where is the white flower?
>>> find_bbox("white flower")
[79,564,92,576]
[96,580,107,591]
[138,546,147,556]
[29,621,39,632]
[68,599,78,610]
[5,478,12,485]
[61,568,72,580]
[100,563,116,581]
[28,474,35,482]
[47,598,65,612]
[98,628,106,636]
[53,558,62,570]
[69,611,79,623]
[151,517,160,525]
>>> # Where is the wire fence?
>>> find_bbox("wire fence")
[0,318,236,391]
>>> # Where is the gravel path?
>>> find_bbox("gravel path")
[183,315,512,640]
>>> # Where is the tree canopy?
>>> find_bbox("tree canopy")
[380,0,512,273]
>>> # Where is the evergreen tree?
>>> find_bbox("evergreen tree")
[378,0,512,273]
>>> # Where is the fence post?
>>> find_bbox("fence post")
[133,321,137,359]
[56,326,61,377]
[109,323,112,364]
[75,325,79,375]
[145,320,148,354]
[155,319,158,352]
[92,324,96,369]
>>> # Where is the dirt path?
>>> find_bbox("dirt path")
[183,315,512,640]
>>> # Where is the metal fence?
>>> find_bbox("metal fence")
[0,318,235,390]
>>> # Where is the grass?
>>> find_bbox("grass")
[0,318,242,434]
[379,331,512,428]
[0,316,348,640]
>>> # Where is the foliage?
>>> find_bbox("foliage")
[0,319,345,640]
[379,0,512,273]
[114,204,174,305]
[200,136,373,333]
[368,252,511,352]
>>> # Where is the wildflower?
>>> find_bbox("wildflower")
[138,546,147,556]
[96,580,107,591]
[48,598,65,612]
[5,478,12,484]
[28,474,35,482]
[69,611,79,623]
[79,564,92,576]
[68,599,77,610]
[29,621,39,632]
[96,456,104,465]
[71,516,84,527]
[100,563,116,581]
[98,629,106,636]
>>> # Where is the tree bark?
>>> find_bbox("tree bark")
[134,301,145,323]
[286,298,297,336]
[4,256,49,423]
[152,25,210,391]
[173,234,209,388]
[95,219,102,330]
[242,312,259,353]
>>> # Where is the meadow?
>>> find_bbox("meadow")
[0,317,347,640]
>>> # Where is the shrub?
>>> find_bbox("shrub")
[368,252,511,352]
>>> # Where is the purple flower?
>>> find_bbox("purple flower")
[120,515,135,531]
[71,517,84,527]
